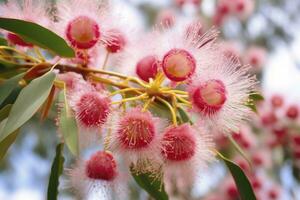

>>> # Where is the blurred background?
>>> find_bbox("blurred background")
[1,0,300,199]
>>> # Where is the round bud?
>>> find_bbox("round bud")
[268,188,279,200]
[190,79,227,115]
[117,110,155,149]
[235,0,245,13]
[286,105,298,120]
[106,29,126,53]
[85,151,117,181]
[162,48,196,82]
[161,124,196,161]
[136,55,159,82]
[226,183,239,199]
[251,177,262,191]
[66,16,100,49]
[7,33,33,47]
[271,95,283,108]
[261,112,277,126]
[292,135,300,146]
[75,91,110,128]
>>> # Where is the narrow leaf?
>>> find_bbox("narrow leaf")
[0,104,12,121]
[0,71,56,142]
[0,37,7,46]
[216,151,256,200]
[0,73,25,105]
[132,171,169,200]
[249,92,264,101]
[178,107,193,124]
[0,130,18,161]
[0,18,75,57]
[228,135,252,170]
[58,91,79,156]
[0,104,18,161]
[47,143,65,200]
[245,102,257,113]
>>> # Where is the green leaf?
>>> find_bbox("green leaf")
[0,18,75,58]
[249,92,264,101]
[216,151,256,200]
[0,130,18,161]
[0,104,12,121]
[0,73,25,105]
[0,104,18,161]
[0,87,22,109]
[0,71,56,142]
[132,171,169,200]
[178,107,193,124]
[245,92,264,113]
[0,37,7,46]
[47,143,65,200]
[228,135,252,170]
[58,91,79,156]
[245,101,257,113]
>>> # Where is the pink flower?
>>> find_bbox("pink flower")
[188,56,257,134]
[106,107,165,174]
[70,90,111,129]
[152,25,218,82]
[55,0,111,50]
[161,124,215,186]
[68,151,127,199]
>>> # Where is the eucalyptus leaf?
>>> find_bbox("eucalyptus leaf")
[0,72,25,105]
[58,91,79,156]
[178,107,193,124]
[0,37,7,46]
[132,171,169,200]
[47,143,65,200]
[0,18,75,57]
[217,151,256,200]
[0,130,18,161]
[0,71,55,142]
[0,104,18,162]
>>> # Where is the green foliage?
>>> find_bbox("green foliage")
[58,91,79,156]
[47,143,65,200]
[178,107,193,124]
[0,18,75,57]
[217,151,257,200]
[132,171,169,200]
[0,37,7,46]
[245,92,264,113]
[0,104,18,161]
[0,72,25,105]
[0,71,55,142]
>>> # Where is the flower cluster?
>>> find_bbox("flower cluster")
[213,0,255,26]
[0,0,258,198]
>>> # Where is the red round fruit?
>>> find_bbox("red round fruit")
[136,55,159,82]
[85,151,117,181]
